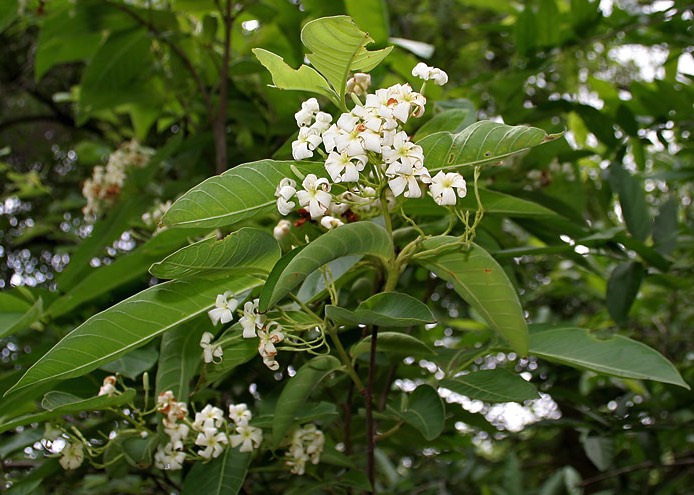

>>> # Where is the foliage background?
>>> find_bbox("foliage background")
[1,0,692,494]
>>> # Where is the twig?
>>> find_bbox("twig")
[365,325,378,493]
[578,457,694,487]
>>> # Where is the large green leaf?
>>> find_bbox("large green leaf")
[5,275,262,395]
[272,355,341,446]
[296,255,363,303]
[161,160,323,229]
[419,121,557,172]
[392,384,444,441]
[0,389,136,434]
[350,332,435,358]
[259,222,393,311]
[440,369,539,403]
[181,447,251,495]
[155,318,207,399]
[252,48,336,101]
[344,0,389,45]
[326,292,435,327]
[150,228,280,279]
[416,239,528,355]
[608,163,652,241]
[302,16,392,106]
[0,297,42,339]
[529,326,689,389]
[606,261,645,323]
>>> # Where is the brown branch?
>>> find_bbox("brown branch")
[213,0,233,174]
[365,325,378,494]
[579,456,694,487]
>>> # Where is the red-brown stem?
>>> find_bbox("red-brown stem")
[365,325,378,493]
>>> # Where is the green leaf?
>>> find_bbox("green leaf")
[344,0,389,45]
[529,326,690,389]
[301,16,392,106]
[204,331,259,386]
[155,318,207,399]
[101,346,159,380]
[418,121,556,173]
[0,297,42,339]
[272,355,341,446]
[326,292,435,327]
[181,447,251,495]
[252,48,336,101]
[606,261,645,323]
[414,108,477,141]
[416,239,528,355]
[296,255,363,303]
[582,436,614,471]
[350,332,435,358]
[0,389,136,434]
[161,160,323,229]
[395,384,444,441]
[259,222,392,311]
[150,228,281,279]
[652,197,678,255]
[6,275,262,396]
[440,369,539,403]
[608,163,651,241]
[120,431,163,469]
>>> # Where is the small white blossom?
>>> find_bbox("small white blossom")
[208,291,238,325]
[275,178,297,216]
[320,216,344,230]
[296,174,332,219]
[164,422,190,444]
[228,403,253,426]
[239,298,265,339]
[59,442,84,470]
[286,424,325,475]
[98,375,117,397]
[154,442,186,471]
[311,111,333,133]
[387,165,430,199]
[200,332,224,364]
[193,404,226,431]
[157,391,188,422]
[258,322,284,370]
[412,62,449,85]
[292,127,322,160]
[346,72,371,95]
[195,427,228,460]
[294,98,321,127]
[230,424,263,453]
[424,171,467,206]
[324,150,367,183]
[273,219,292,240]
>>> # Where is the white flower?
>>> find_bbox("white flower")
[346,72,371,95]
[230,424,263,453]
[200,332,224,364]
[286,424,324,475]
[412,62,448,85]
[294,98,320,127]
[311,111,333,133]
[164,422,190,444]
[324,151,367,183]
[292,127,322,160]
[98,376,117,396]
[275,178,297,216]
[157,391,188,422]
[296,174,332,219]
[154,442,186,471]
[195,427,228,460]
[273,219,292,240]
[59,442,84,470]
[258,322,284,370]
[386,165,430,199]
[424,171,467,206]
[239,298,265,339]
[228,403,253,426]
[320,216,344,230]
[193,404,226,431]
[208,291,238,325]
[382,131,424,169]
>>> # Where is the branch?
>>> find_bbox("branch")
[579,455,694,487]
[365,325,378,493]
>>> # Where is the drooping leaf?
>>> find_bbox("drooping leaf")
[296,255,363,303]
[529,326,689,389]
[416,239,528,355]
[161,160,323,229]
[0,389,136,434]
[652,197,678,255]
[155,317,208,399]
[606,261,645,323]
[440,369,539,403]
[0,297,42,339]
[350,332,435,358]
[150,228,281,279]
[272,355,341,446]
[326,292,435,328]
[6,275,262,395]
[608,162,652,241]
[252,48,336,101]
[419,120,557,172]
[181,447,251,495]
[259,222,393,311]
[583,436,614,471]
[393,384,444,441]
[101,346,159,380]
[301,16,393,107]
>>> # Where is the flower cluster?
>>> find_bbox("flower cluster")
[285,424,325,475]
[153,391,262,470]
[208,295,285,370]
[82,140,154,219]
[275,64,467,230]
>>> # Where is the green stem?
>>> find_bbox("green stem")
[327,326,365,392]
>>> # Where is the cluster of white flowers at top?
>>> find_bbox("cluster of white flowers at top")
[153,391,262,470]
[207,295,285,370]
[285,424,325,475]
[82,140,154,219]
[276,64,467,229]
